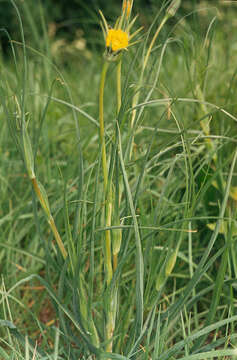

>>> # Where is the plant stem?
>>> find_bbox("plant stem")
[142,15,168,73]
[113,59,122,272]
[116,59,122,114]
[99,61,109,193]
[99,60,114,353]
[130,14,169,131]
[48,216,67,260]
[31,177,67,260]
[105,199,113,285]
[99,60,113,284]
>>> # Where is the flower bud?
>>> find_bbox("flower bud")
[167,0,181,18]
[123,0,132,18]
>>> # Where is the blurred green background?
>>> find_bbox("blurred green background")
[0,0,229,56]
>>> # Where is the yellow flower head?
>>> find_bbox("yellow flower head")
[106,29,129,52]
[99,0,142,60]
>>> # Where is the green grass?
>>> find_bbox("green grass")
[0,0,237,359]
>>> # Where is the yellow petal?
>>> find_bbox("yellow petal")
[106,29,129,52]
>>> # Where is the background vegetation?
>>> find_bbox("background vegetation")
[0,0,237,359]
[0,1,228,53]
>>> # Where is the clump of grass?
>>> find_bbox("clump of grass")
[1,0,237,359]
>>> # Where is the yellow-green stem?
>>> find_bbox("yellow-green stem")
[99,61,113,285]
[31,178,67,260]
[113,58,123,271]
[99,61,109,192]
[113,254,118,271]
[48,216,67,260]
[130,14,169,131]
[142,14,168,73]
[99,60,114,352]
[116,59,122,114]
[105,199,113,285]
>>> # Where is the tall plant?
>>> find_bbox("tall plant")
[2,0,237,359]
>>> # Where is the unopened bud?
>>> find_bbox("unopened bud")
[167,0,181,18]
[123,0,132,18]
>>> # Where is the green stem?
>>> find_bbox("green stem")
[142,15,168,73]
[116,59,122,114]
[112,59,123,272]
[99,60,114,352]
[31,178,67,260]
[105,200,113,285]
[130,14,169,131]
[99,61,109,193]
[99,61,113,285]
[48,216,68,260]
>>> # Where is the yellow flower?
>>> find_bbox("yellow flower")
[106,29,129,52]
[99,1,142,60]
